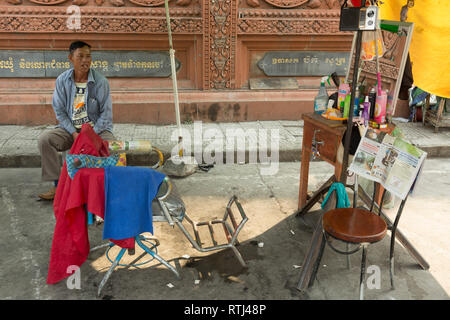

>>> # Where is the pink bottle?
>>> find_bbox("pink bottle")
[337,83,350,111]
[374,90,387,124]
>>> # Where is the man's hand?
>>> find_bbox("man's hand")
[72,132,79,141]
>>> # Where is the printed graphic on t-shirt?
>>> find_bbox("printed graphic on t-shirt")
[72,82,93,129]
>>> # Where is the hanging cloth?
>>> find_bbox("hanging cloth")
[321,182,351,209]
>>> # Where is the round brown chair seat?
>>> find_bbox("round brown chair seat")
[323,208,387,244]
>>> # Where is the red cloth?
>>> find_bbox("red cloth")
[47,124,134,285]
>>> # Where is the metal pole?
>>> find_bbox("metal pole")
[164,0,183,153]
[359,243,368,300]
[339,29,363,183]
[375,29,382,96]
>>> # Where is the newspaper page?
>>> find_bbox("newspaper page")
[349,128,427,200]
[349,129,385,183]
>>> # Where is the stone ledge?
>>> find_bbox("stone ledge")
[2,144,450,169]
[0,148,303,168]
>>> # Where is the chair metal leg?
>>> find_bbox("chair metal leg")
[346,243,351,270]
[98,247,126,297]
[97,236,180,297]
[390,198,407,290]
[230,245,247,268]
[390,249,395,289]
[308,233,326,288]
[358,187,429,270]
[348,174,356,271]
[136,237,180,279]
[352,174,358,209]
[390,231,397,290]
[90,242,111,252]
[359,243,368,300]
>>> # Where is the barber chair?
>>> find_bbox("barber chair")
[89,175,248,297]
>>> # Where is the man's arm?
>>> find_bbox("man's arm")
[52,77,77,136]
[92,77,113,134]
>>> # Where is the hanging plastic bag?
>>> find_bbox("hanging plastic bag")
[361,29,385,61]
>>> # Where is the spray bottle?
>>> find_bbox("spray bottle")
[314,76,329,114]
[363,96,370,127]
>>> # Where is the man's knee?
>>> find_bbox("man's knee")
[99,130,115,141]
[38,128,72,153]
[38,132,51,151]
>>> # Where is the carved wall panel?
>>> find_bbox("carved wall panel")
[237,9,342,34]
[203,0,237,90]
[0,4,203,33]
[1,0,197,6]
[261,0,308,8]
[243,0,340,9]
[0,0,348,91]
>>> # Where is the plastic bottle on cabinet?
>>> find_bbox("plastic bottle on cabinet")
[343,94,351,118]
[369,87,377,120]
[374,90,387,124]
[354,87,360,116]
[314,76,329,114]
[363,96,370,127]
[337,83,350,110]
[386,92,394,117]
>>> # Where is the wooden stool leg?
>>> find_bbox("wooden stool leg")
[298,148,311,209]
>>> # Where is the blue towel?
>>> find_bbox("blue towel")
[321,182,350,209]
[103,166,166,240]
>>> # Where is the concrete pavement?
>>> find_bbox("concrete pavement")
[0,120,449,301]
[0,161,449,300]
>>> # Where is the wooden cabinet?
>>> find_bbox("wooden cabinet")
[298,113,346,209]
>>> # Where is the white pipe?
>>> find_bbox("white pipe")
[164,0,183,144]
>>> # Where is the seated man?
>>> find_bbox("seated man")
[38,40,115,200]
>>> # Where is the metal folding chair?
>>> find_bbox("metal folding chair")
[91,177,249,297]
